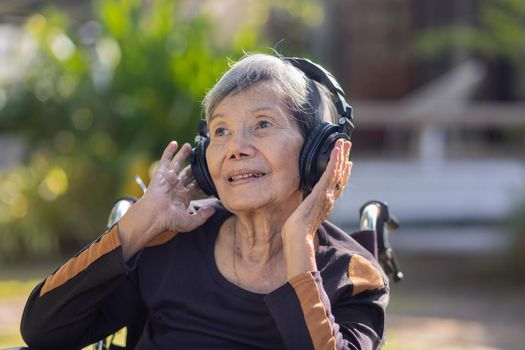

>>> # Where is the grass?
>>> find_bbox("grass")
[0,268,126,349]
[0,262,54,349]
[0,280,37,348]
[0,333,24,349]
[0,279,40,300]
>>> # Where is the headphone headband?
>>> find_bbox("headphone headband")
[284,57,355,135]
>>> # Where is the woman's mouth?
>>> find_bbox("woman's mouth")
[228,172,266,184]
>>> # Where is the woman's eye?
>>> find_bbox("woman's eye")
[256,120,272,129]
[214,127,229,137]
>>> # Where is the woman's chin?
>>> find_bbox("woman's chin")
[219,192,269,213]
[218,187,302,215]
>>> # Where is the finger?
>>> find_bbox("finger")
[334,141,347,194]
[346,141,352,160]
[344,161,353,186]
[159,141,178,169]
[339,160,352,194]
[314,139,342,194]
[342,141,352,180]
[336,141,352,193]
[337,140,346,180]
[164,169,179,187]
[186,180,201,196]
[179,165,193,186]
[333,139,345,183]
[169,143,191,173]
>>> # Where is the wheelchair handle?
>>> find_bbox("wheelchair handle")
[359,201,404,282]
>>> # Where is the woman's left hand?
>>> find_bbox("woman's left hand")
[281,139,352,280]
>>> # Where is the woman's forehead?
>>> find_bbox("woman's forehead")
[209,83,287,119]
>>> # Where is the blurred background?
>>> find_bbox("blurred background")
[1,0,524,349]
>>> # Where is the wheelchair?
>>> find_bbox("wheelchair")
[6,195,403,350]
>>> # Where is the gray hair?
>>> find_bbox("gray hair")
[202,53,337,139]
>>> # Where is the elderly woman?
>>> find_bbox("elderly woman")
[21,54,388,349]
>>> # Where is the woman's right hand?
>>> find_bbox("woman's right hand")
[117,141,216,260]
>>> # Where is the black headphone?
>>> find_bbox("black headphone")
[190,57,355,198]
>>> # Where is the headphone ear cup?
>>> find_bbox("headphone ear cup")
[300,122,349,193]
[190,137,218,197]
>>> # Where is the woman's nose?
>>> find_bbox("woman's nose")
[227,128,255,159]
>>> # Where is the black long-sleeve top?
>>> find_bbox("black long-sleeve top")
[21,199,389,349]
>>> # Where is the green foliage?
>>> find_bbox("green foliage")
[0,0,265,262]
[413,0,525,97]
[414,0,525,62]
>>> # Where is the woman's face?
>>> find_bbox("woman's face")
[206,82,304,213]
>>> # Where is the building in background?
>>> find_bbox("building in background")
[296,0,525,228]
